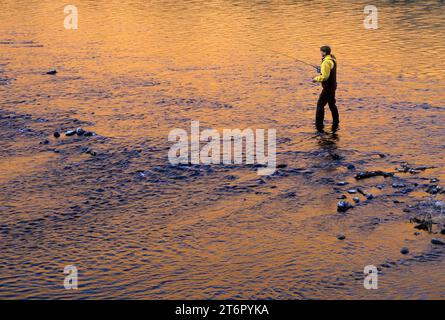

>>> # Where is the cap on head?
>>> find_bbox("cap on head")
[320,45,331,55]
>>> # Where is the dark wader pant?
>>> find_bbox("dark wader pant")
[316,85,339,129]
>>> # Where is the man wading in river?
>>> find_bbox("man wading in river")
[312,45,339,131]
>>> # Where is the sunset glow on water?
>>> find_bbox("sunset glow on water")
[1,1,445,299]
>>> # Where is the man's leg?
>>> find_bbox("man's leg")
[316,89,328,130]
[327,89,339,125]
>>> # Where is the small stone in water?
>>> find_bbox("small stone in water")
[337,234,346,240]
[53,131,60,138]
[433,201,443,209]
[337,201,352,212]
[400,247,409,254]
[347,164,355,170]
[366,194,374,200]
[353,197,360,203]
[84,131,95,137]
[46,69,57,75]
[65,130,76,136]
[431,238,445,245]
[426,185,441,194]
[337,181,348,186]
[431,178,439,183]
[392,182,406,188]
[348,189,357,194]
[76,127,85,136]
[40,139,49,145]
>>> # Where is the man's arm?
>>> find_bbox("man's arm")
[313,60,332,82]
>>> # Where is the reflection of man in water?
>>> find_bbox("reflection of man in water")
[312,46,339,131]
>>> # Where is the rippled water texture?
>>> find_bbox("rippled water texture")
[1,0,445,299]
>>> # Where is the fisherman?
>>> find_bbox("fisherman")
[312,46,339,131]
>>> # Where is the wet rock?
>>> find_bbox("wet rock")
[65,130,76,136]
[46,69,57,75]
[431,238,445,245]
[337,195,347,199]
[400,247,409,255]
[426,185,442,195]
[355,171,394,180]
[53,131,60,138]
[347,189,357,194]
[353,197,360,203]
[414,232,421,236]
[430,178,439,183]
[337,234,346,240]
[84,131,96,137]
[376,184,384,190]
[433,201,444,209]
[86,149,97,156]
[413,220,431,232]
[40,139,49,145]
[336,181,348,186]
[392,182,406,188]
[76,127,85,136]
[284,191,296,198]
[347,164,356,170]
[337,201,353,212]
[366,194,374,200]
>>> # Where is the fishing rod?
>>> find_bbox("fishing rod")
[240,39,319,71]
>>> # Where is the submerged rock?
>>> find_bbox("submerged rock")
[84,131,96,137]
[366,194,374,200]
[53,131,60,138]
[400,247,409,255]
[431,238,445,245]
[347,164,356,170]
[337,234,346,240]
[284,191,296,198]
[353,197,360,203]
[46,69,57,75]
[40,139,49,145]
[336,181,348,186]
[355,171,394,180]
[347,189,357,194]
[337,201,353,212]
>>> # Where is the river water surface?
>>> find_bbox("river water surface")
[1,0,445,299]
